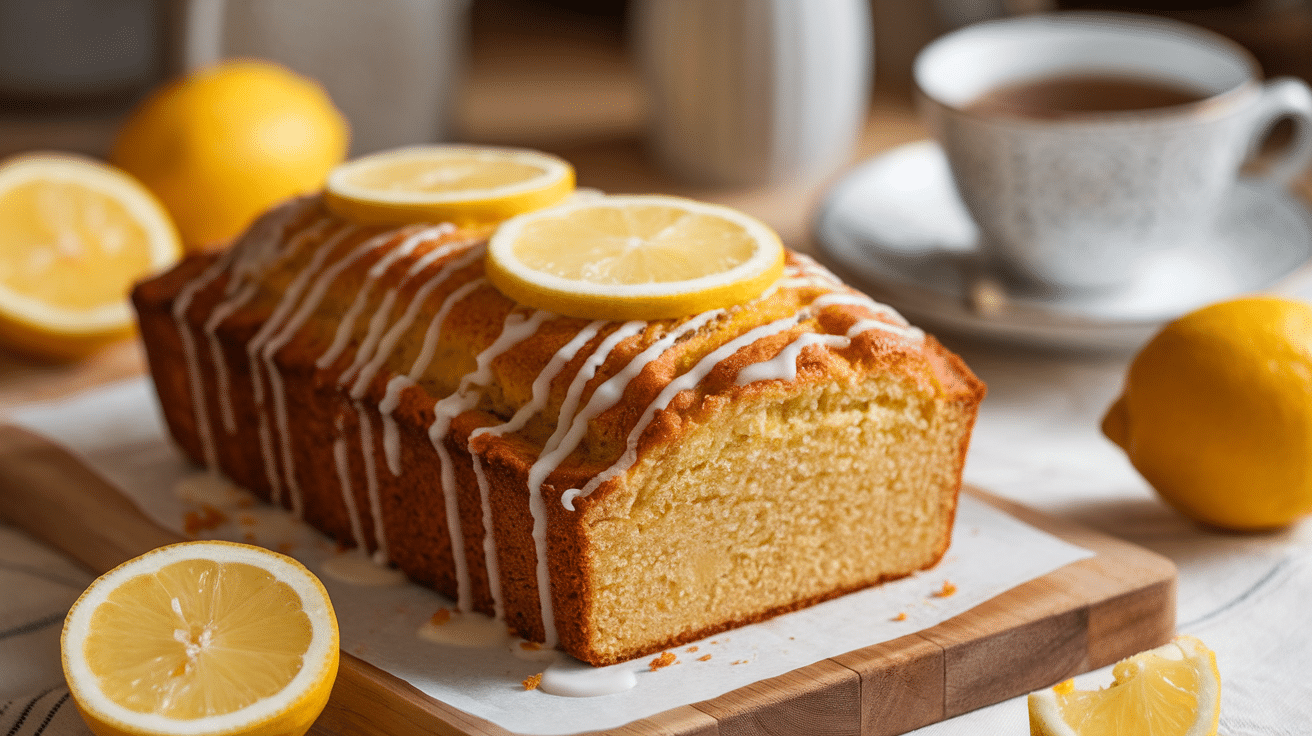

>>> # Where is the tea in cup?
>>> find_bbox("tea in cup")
[914,13,1312,292]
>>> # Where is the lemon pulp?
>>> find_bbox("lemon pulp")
[510,202,759,283]
[324,145,574,226]
[340,158,548,194]
[0,179,154,311]
[1055,656,1203,733]
[62,541,338,736]
[85,559,312,718]
[1028,635,1220,736]
[0,153,181,360]
[485,195,785,321]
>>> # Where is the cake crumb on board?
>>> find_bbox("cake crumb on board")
[649,651,677,671]
[892,612,907,621]
[523,673,542,691]
[932,580,957,598]
[698,654,712,662]
[182,505,227,536]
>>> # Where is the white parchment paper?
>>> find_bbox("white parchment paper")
[12,379,1093,735]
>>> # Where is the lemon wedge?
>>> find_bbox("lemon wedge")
[0,153,182,361]
[485,194,786,320]
[62,541,339,736]
[1028,635,1220,736]
[325,145,575,227]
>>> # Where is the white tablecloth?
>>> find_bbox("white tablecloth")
[3,339,1309,735]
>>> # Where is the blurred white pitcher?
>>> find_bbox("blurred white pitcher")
[633,0,872,187]
[167,0,468,156]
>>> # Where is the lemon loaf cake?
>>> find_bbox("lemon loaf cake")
[132,196,985,666]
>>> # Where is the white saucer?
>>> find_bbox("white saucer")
[815,141,1312,351]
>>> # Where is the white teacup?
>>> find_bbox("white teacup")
[915,13,1312,292]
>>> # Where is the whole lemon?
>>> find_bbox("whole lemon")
[111,59,349,251]
[1103,296,1312,531]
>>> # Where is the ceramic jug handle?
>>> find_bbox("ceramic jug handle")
[1250,77,1312,187]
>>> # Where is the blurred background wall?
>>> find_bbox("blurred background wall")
[1,0,1309,158]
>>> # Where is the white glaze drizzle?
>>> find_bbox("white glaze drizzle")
[247,222,355,514]
[203,280,258,433]
[336,238,478,387]
[428,308,553,615]
[208,214,336,503]
[558,284,924,510]
[321,551,407,586]
[339,289,400,388]
[171,200,315,469]
[417,611,510,648]
[468,320,606,620]
[339,243,484,567]
[782,252,844,288]
[733,332,848,386]
[332,414,368,550]
[731,289,923,388]
[354,399,389,565]
[172,250,237,470]
[530,311,720,494]
[260,228,399,516]
[562,313,805,510]
[520,317,688,646]
[347,244,487,397]
[315,225,451,370]
[810,292,918,333]
[539,659,639,697]
[378,276,487,475]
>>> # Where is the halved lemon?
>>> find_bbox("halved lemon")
[1028,635,1220,736]
[62,541,339,736]
[324,145,575,227]
[485,194,786,320]
[0,153,182,361]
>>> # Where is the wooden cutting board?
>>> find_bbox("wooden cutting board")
[0,424,1175,736]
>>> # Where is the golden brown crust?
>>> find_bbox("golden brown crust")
[133,196,985,665]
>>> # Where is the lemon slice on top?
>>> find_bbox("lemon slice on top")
[485,194,786,320]
[0,153,182,361]
[62,541,339,736]
[325,145,575,227]
[1028,635,1221,736]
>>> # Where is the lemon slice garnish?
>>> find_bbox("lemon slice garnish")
[324,145,575,227]
[1028,635,1221,736]
[62,541,339,736]
[485,194,786,320]
[0,153,182,361]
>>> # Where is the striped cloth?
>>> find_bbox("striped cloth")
[0,527,91,736]
[0,688,80,736]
